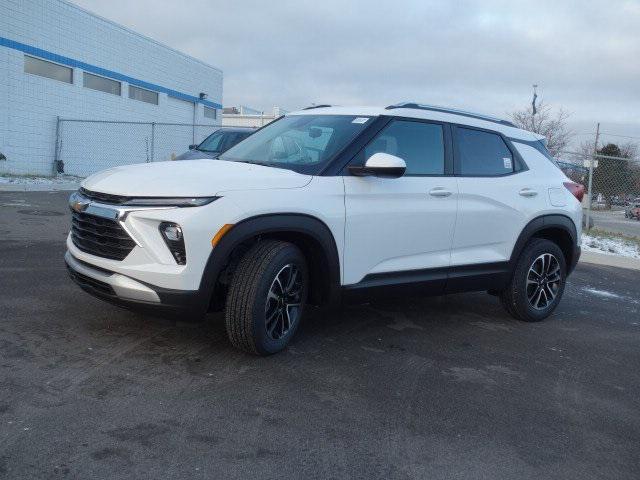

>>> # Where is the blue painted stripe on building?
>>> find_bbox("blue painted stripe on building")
[0,36,222,109]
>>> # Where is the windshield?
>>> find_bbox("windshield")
[218,115,372,174]
[198,130,228,152]
[198,130,225,152]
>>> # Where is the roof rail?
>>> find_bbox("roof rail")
[302,104,332,110]
[385,102,516,128]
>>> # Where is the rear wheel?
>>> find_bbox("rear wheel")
[225,240,308,355]
[500,238,566,322]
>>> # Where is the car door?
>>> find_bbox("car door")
[342,118,458,288]
[450,126,547,267]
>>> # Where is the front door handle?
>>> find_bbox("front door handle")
[429,187,452,197]
[519,188,538,197]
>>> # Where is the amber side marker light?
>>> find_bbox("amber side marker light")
[211,224,234,247]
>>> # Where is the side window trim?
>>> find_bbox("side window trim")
[452,124,528,177]
[342,116,454,177]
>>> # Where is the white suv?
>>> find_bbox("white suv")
[66,103,583,355]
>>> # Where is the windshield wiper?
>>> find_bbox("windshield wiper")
[231,160,271,167]
[228,159,289,170]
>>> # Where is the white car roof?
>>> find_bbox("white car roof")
[287,104,544,143]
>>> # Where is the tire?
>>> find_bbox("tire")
[225,240,308,355]
[500,238,567,322]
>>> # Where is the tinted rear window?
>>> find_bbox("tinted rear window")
[456,127,513,176]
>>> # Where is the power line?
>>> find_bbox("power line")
[571,131,640,141]
[599,132,640,141]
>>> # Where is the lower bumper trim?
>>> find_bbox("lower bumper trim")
[64,251,209,318]
[65,251,160,303]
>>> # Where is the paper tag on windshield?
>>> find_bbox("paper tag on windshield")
[352,117,369,124]
[503,157,512,169]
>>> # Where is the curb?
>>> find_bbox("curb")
[580,251,640,271]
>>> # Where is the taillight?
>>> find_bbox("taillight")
[563,182,585,202]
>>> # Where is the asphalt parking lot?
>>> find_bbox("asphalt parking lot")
[1,191,640,479]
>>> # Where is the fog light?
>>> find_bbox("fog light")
[163,224,182,241]
[159,222,186,265]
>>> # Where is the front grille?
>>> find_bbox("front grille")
[71,211,136,261]
[79,188,130,205]
[66,265,115,296]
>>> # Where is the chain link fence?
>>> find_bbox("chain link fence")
[557,150,640,234]
[54,119,241,177]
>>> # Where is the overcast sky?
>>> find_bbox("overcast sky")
[72,0,640,147]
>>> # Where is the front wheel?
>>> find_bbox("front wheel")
[225,240,308,355]
[500,238,567,322]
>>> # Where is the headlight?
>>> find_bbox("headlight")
[122,197,219,207]
[159,222,186,265]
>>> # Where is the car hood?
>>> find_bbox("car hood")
[82,160,312,197]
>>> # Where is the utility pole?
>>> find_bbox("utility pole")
[192,102,197,145]
[532,84,538,118]
[585,122,600,231]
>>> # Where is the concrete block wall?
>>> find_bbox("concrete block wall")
[0,0,223,176]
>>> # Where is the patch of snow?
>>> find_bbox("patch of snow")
[582,287,622,299]
[581,233,640,259]
[0,174,82,186]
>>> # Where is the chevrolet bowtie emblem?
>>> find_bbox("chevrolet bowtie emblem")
[69,191,90,213]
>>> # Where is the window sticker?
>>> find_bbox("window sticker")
[352,117,369,124]
[503,157,512,169]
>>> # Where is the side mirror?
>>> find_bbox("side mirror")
[349,152,406,178]
[188,144,198,150]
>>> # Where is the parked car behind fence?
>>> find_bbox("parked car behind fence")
[174,127,255,160]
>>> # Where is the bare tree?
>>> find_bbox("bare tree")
[509,101,573,157]
[619,142,638,160]
[575,139,638,161]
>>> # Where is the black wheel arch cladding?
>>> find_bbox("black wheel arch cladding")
[509,214,578,274]
[199,213,341,308]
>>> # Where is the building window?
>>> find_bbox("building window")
[24,55,73,84]
[203,106,217,119]
[129,85,158,105]
[83,72,121,96]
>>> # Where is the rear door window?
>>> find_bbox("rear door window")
[455,127,514,176]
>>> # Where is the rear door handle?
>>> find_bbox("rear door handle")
[429,187,452,197]
[519,188,538,197]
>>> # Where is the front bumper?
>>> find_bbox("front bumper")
[65,251,208,317]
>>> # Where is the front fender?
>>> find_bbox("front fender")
[198,213,341,307]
